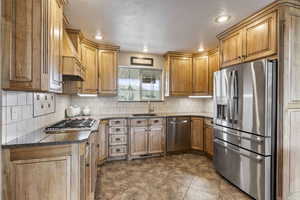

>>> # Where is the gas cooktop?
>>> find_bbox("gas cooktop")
[45,118,96,132]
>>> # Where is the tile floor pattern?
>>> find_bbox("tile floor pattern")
[95,154,253,200]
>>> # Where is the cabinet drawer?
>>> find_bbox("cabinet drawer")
[109,127,127,135]
[109,119,127,127]
[149,118,164,126]
[130,119,147,127]
[109,145,127,157]
[109,135,127,146]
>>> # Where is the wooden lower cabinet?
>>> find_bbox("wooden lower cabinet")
[98,121,108,164]
[148,127,165,154]
[2,133,100,200]
[204,120,214,157]
[191,117,204,151]
[14,157,71,200]
[130,127,148,156]
[129,118,165,158]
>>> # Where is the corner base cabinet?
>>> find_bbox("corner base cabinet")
[2,131,100,200]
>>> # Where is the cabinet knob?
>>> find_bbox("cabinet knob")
[86,163,90,167]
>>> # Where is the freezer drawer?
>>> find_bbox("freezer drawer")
[213,139,271,200]
[213,125,271,156]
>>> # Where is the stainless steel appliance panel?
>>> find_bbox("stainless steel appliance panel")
[230,59,275,136]
[214,139,271,200]
[213,70,233,128]
[167,117,191,152]
[214,125,271,156]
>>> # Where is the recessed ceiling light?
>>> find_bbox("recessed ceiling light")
[198,47,204,52]
[95,35,103,40]
[215,15,231,23]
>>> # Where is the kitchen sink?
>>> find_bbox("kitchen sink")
[132,113,157,117]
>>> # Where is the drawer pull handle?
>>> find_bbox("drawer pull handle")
[154,120,159,123]
[97,144,100,148]
[116,128,120,131]
[116,149,120,152]
[116,138,121,141]
[115,121,120,124]
[137,121,141,124]
[86,164,90,167]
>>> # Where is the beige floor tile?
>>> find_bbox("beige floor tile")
[95,154,253,200]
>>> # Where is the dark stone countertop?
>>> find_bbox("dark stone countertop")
[2,112,213,149]
[2,122,99,149]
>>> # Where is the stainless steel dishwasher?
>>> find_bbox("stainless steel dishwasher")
[167,117,191,152]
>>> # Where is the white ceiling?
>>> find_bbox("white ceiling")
[65,0,275,54]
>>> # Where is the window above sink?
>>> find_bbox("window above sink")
[118,66,163,102]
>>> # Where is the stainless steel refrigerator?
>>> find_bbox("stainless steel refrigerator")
[213,58,277,200]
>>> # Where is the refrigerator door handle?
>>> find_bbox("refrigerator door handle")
[229,71,235,122]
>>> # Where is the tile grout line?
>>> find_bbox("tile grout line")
[182,177,195,200]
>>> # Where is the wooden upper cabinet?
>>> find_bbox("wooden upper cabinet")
[2,0,65,92]
[192,56,209,94]
[219,30,243,68]
[208,50,219,95]
[98,50,118,95]
[219,11,277,68]
[169,56,193,96]
[80,44,98,94]
[48,0,63,93]
[191,117,204,151]
[243,11,277,62]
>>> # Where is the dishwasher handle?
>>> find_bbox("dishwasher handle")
[169,120,188,125]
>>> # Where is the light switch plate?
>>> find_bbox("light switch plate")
[33,93,55,117]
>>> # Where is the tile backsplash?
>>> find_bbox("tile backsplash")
[1,90,213,144]
[71,96,213,116]
[1,91,71,144]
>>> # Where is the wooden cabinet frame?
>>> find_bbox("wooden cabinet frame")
[218,11,277,68]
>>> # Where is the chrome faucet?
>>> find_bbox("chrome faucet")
[147,101,155,113]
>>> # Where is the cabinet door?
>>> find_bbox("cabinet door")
[89,133,97,199]
[170,57,193,96]
[14,157,71,200]
[220,30,243,68]
[204,126,214,156]
[98,50,118,95]
[148,127,165,154]
[81,44,98,94]
[48,0,63,93]
[208,51,219,95]
[191,118,204,151]
[243,11,277,62]
[130,127,148,156]
[98,122,108,163]
[192,56,209,94]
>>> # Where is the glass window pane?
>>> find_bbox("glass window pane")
[118,67,162,102]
